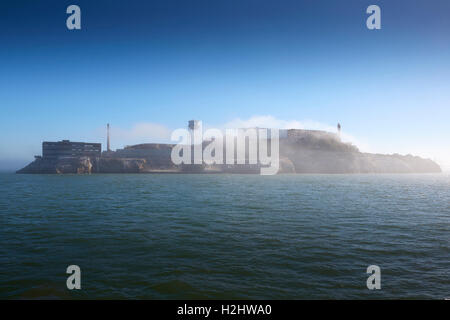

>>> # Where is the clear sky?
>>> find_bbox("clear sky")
[1,0,449,170]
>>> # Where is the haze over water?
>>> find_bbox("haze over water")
[0,173,449,299]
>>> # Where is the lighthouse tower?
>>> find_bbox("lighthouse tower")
[337,123,341,139]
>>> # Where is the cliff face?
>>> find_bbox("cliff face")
[279,150,441,174]
[17,157,148,174]
[279,134,441,174]
[16,157,94,174]
[95,158,147,173]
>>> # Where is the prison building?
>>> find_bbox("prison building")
[42,140,101,159]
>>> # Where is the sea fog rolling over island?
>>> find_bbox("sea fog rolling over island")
[16,124,442,175]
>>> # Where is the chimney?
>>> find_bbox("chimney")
[107,123,111,152]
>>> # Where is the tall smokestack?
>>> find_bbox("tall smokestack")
[107,123,111,152]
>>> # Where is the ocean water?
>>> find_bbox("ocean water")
[0,173,449,299]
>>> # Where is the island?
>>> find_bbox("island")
[16,126,441,174]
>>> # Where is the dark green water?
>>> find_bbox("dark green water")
[0,173,449,299]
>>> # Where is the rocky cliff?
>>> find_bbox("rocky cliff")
[279,136,441,173]
[16,157,148,174]
[16,157,94,174]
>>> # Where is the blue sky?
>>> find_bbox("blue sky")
[1,0,449,170]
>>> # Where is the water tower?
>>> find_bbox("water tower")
[188,120,200,131]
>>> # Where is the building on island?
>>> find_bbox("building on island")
[42,140,101,159]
